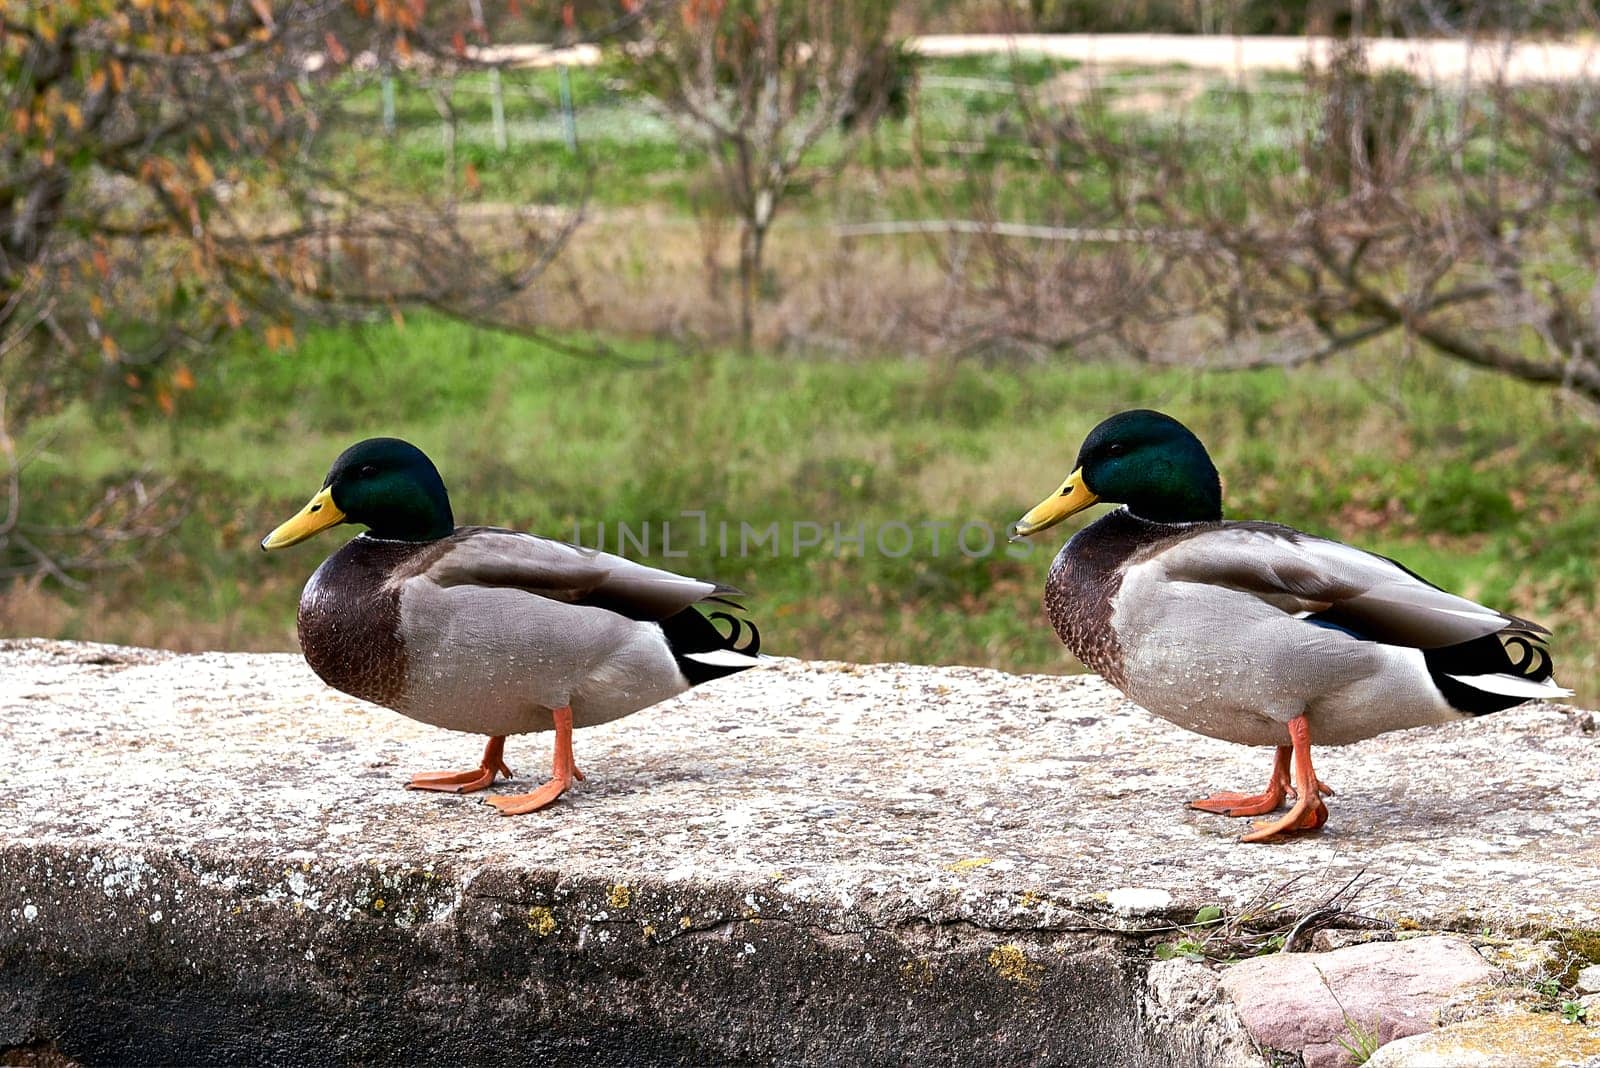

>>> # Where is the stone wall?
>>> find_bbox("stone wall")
[2,640,1597,1065]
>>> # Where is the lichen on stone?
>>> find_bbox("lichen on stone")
[987,944,1042,990]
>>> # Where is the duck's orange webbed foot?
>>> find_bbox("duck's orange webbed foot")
[485,774,577,815]
[1189,746,1291,817]
[485,706,583,816]
[1189,787,1287,817]
[407,735,513,794]
[1239,716,1330,843]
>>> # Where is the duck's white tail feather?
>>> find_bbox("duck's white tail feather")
[682,647,769,668]
[1446,672,1573,700]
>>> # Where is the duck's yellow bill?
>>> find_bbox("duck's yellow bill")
[1008,468,1098,541]
[260,487,345,551]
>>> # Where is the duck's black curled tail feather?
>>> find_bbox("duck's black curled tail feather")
[708,611,761,654]
[660,606,763,685]
[1423,626,1562,715]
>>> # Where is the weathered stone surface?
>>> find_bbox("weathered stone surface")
[1219,936,1501,1068]
[1141,960,1260,1068]
[2,639,1598,1065]
[1434,983,1546,1027]
[1311,929,1395,952]
[1478,938,1566,983]
[1364,1010,1600,1067]
[1579,964,1600,995]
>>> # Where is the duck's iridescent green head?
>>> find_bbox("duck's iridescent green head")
[1009,409,1222,538]
[260,438,455,550]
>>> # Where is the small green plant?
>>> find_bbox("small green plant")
[1560,1000,1589,1024]
[1153,905,1226,961]
[1154,938,1208,962]
[1336,1014,1382,1066]
[1534,978,1562,999]
[1255,934,1287,956]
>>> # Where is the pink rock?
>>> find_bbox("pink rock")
[1218,935,1501,1068]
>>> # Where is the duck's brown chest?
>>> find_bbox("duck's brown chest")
[297,537,431,708]
[1045,553,1125,687]
[1044,510,1179,689]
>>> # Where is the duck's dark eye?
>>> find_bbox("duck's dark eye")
[358,465,378,479]
[1107,443,1126,457]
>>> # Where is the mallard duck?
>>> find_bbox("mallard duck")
[1008,410,1570,842]
[261,438,761,815]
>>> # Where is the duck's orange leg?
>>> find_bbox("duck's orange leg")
[487,706,584,816]
[407,735,513,793]
[1240,715,1329,842]
[1189,745,1292,816]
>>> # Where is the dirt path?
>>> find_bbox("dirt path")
[472,33,1600,85]
[912,33,1600,84]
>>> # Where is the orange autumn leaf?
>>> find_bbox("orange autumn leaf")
[103,335,121,361]
[463,161,480,194]
[155,386,175,415]
[265,323,296,350]
[173,365,196,391]
[189,146,215,184]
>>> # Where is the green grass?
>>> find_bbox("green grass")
[9,316,1599,703]
[312,54,1109,214]
[303,46,1548,237]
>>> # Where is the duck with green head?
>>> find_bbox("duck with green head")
[1010,410,1569,842]
[262,438,762,815]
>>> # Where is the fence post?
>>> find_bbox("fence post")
[489,67,508,151]
[559,64,578,154]
[381,71,396,137]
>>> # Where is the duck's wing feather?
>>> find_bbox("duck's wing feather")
[418,526,741,622]
[1149,521,1538,649]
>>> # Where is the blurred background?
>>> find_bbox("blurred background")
[2,0,1597,700]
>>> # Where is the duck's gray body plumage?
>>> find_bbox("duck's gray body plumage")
[1047,508,1566,748]
[299,527,752,737]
